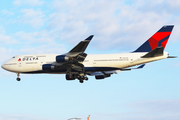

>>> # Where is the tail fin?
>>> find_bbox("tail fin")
[134,25,174,52]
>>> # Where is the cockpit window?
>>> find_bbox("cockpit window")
[12,56,15,58]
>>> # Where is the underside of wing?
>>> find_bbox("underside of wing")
[88,70,122,79]
[88,64,145,80]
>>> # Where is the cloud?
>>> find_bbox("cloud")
[8,0,180,52]
[1,10,14,16]
[13,0,44,6]
[46,0,180,51]
[0,27,5,34]
[0,34,18,45]
[20,9,45,28]
[1,0,179,58]
[18,43,66,54]
[0,47,14,63]
[14,30,53,43]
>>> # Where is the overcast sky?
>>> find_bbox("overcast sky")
[0,0,180,120]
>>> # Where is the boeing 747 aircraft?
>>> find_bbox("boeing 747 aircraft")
[1,25,176,83]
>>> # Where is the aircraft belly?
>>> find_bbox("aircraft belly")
[129,52,168,67]
[19,63,40,72]
[84,60,130,69]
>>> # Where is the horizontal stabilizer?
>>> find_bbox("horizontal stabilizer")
[137,64,145,68]
[120,64,145,71]
[141,47,163,58]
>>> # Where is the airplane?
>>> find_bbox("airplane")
[1,25,176,83]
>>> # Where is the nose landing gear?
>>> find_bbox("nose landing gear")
[16,73,21,81]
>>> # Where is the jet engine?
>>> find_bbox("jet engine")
[56,55,70,63]
[42,64,57,71]
[66,74,77,80]
[95,74,111,80]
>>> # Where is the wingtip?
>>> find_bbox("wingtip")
[85,35,94,41]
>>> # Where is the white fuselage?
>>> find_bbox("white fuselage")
[1,52,169,74]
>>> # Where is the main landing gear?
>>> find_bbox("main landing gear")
[77,66,88,83]
[77,73,88,83]
[16,73,21,81]
[66,70,88,83]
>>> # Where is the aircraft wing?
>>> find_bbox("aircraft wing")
[53,35,94,74]
[69,35,94,53]
[56,35,93,62]
[88,70,122,76]
[88,70,122,79]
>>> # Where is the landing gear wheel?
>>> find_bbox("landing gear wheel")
[16,73,21,81]
[79,80,84,83]
[84,77,88,81]
[16,78,21,81]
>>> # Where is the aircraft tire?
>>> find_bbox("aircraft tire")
[16,78,21,81]
[79,80,84,83]
[84,77,88,81]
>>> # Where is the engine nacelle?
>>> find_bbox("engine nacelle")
[42,64,52,71]
[95,74,111,80]
[56,55,70,63]
[66,74,77,80]
[42,64,57,71]
[95,75,105,79]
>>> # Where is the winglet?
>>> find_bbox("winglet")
[85,35,94,41]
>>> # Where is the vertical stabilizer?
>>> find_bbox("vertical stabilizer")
[134,25,174,52]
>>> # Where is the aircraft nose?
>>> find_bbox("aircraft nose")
[1,63,6,70]
[1,62,10,71]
